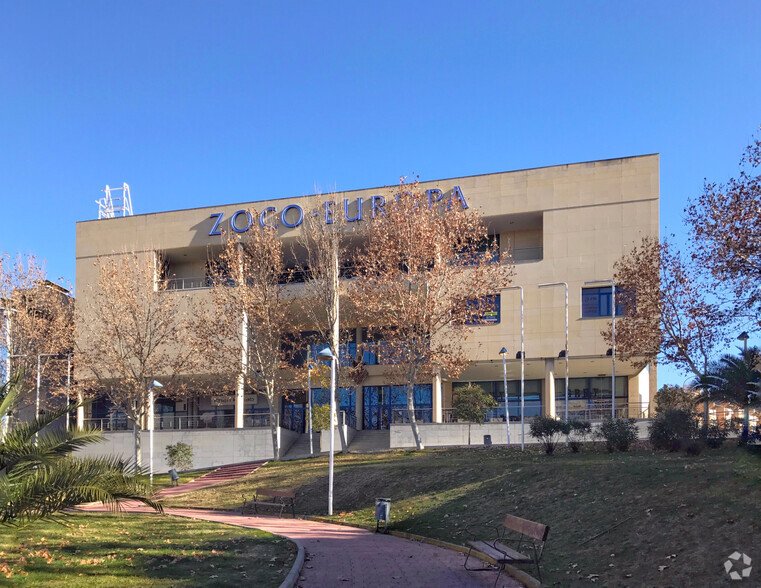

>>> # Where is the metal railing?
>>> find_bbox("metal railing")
[163,276,210,291]
[391,408,434,424]
[83,412,271,431]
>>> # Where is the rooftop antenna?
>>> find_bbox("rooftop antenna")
[96,183,133,219]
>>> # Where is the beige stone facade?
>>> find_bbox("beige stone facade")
[75,154,659,431]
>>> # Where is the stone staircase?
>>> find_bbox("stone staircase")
[348,429,391,453]
[155,460,266,498]
[282,433,322,460]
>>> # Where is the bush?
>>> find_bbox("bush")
[568,420,592,453]
[649,409,699,451]
[309,404,332,431]
[597,418,638,452]
[698,423,730,449]
[165,442,194,471]
[529,416,570,454]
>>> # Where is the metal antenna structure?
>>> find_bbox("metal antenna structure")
[96,183,133,219]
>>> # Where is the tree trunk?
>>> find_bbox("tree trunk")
[268,399,280,461]
[406,380,424,450]
[133,422,142,469]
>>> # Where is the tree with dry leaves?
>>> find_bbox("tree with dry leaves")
[202,221,301,460]
[293,197,364,451]
[687,133,761,318]
[607,236,731,379]
[353,180,513,449]
[76,251,203,467]
[0,253,73,419]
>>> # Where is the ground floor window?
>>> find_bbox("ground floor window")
[452,380,542,421]
[281,387,356,432]
[363,384,432,430]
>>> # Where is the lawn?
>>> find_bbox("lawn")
[166,443,761,586]
[0,512,297,586]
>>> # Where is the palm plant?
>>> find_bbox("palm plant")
[0,373,161,528]
[693,348,761,435]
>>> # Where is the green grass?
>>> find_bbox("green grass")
[0,512,296,587]
[167,443,761,586]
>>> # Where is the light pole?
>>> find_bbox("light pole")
[585,279,616,419]
[149,379,163,486]
[317,346,337,516]
[738,331,749,354]
[307,344,314,456]
[504,286,525,450]
[539,282,569,426]
[738,331,751,435]
[499,347,510,445]
[65,353,72,430]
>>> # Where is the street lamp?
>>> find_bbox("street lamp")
[317,346,337,516]
[149,379,163,486]
[585,279,616,419]
[504,286,525,450]
[539,282,570,426]
[738,331,749,354]
[307,344,314,457]
[499,347,510,445]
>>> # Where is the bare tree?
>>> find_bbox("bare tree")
[607,236,731,379]
[0,253,73,415]
[76,251,203,467]
[201,221,299,460]
[686,133,761,318]
[353,179,513,449]
[294,196,363,451]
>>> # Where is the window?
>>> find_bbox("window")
[464,294,500,325]
[581,287,625,318]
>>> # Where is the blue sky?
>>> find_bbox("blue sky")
[1,1,759,386]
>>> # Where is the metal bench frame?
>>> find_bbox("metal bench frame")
[242,488,296,518]
[464,513,549,585]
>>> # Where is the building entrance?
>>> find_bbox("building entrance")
[363,384,432,430]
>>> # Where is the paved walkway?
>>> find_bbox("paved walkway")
[78,505,522,587]
[155,460,267,499]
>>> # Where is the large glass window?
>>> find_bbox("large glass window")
[453,380,542,421]
[363,384,432,429]
[554,377,627,400]
[581,287,625,318]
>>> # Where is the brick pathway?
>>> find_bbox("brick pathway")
[155,460,267,498]
[78,504,522,587]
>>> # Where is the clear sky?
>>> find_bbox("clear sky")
[1,1,759,386]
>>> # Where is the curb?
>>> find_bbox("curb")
[302,515,540,588]
[278,539,305,588]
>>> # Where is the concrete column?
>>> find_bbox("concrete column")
[432,369,443,423]
[543,359,556,417]
[628,366,650,418]
[235,382,245,428]
[77,391,85,431]
[355,386,364,430]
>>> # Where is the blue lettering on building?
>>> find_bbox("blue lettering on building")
[207,186,468,236]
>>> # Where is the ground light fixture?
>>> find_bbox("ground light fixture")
[317,346,337,516]
[499,347,510,445]
[149,379,163,486]
[585,279,616,419]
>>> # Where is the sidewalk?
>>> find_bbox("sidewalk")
[82,504,522,587]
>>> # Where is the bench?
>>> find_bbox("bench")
[464,514,549,584]
[241,488,296,518]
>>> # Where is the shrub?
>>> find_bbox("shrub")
[165,442,194,471]
[452,384,498,445]
[529,416,570,454]
[568,420,592,453]
[649,409,699,451]
[683,439,703,456]
[309,404,332,431]
[597,418,638,452]
[698,423,730,449]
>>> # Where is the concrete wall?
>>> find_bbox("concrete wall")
[320,424,355,452]
[390,420,651,449]
[74,427,302,470]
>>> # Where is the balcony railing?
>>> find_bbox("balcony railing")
[83,412,271,431]
[163,276,210,291]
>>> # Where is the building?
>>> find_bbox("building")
[75,155,659,466]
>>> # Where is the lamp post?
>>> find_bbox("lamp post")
[585,279,616,419]
[149,379,163,486]
[317,346,337,516]
[499,347,510,445]
[539,282,569,427]
[307,345,314,456]
[738,331,749,354]
[504,286,525,450]
[65,353,71,430]
[738,332,751,436]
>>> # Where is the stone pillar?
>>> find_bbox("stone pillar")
[628,366,650,418]
[77,391,85,431]
[543,359,556,417]
[432,369,443,423]
[235,382,245,429]
[355,386,364,430]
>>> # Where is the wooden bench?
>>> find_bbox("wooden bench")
[464,514,549,584]
[241,488,296,518]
